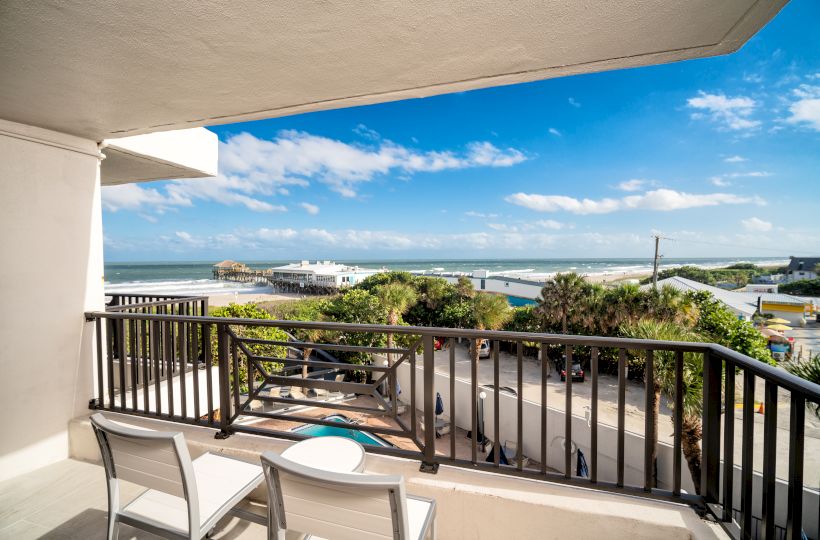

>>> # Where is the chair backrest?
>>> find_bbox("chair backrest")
[261,450,409,540]
[90,413,197,502]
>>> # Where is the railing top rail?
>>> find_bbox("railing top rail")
[84,309,820,399]
[709,344,820,398]
[105,295,207,312]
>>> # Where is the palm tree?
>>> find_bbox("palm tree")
[603,283,645,332]
[621,318,704,492]
[536,272,589,333]
[469,292,511,367]
[645,285,699,327]
[456,276,475,298]
[375,283,418,366]
[785,354,820,418]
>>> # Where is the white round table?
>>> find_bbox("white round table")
[281,436,366,473]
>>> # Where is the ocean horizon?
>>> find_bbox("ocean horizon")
[104,257,788,296]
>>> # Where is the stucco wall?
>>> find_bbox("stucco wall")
[0,119,105,480]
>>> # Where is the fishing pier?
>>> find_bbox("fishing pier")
[212,260,383,295]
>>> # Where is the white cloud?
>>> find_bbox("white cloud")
[616,179,652,192]
[709,170,772,187]
[548,128,562,136]
[532,219,569,230]
[464,211,499,218]
[299,202,320,215]
[568,98,581,108]
[175,231,196,243]
[101,131,528,214]
[687,91,760,130]
[489,219,570,233]
[352,124,380,140]
[741,217,773,232]
[785,84,820,131]
[102,183,191,213]
[148,227,648,254]
[724,155,747,163]
[505,188,764,215]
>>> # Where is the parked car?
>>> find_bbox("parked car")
[478,339,491,359]
[557,358,585,382]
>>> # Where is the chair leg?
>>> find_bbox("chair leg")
[106,514,119,540]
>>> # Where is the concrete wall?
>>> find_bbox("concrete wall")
[0,119,105,480]
[395,359,696,493]
[439,275,543,300]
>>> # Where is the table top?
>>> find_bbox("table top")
[281,436,366,473]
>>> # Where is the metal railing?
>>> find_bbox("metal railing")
[85,309,820,539]
[106,293,208,315]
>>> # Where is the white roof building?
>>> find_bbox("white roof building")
[646,276,815,321]
[270,261,382,288]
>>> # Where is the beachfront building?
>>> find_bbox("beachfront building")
[785,256,820,283]
[269,261,382,294]
[759,294,817,325]
[2,3,817,540]
[649,276,816,324]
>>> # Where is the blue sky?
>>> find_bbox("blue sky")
[103,0,820,262]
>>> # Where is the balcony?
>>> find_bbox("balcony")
[3,293,806,539]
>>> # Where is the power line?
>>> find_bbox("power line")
[662,237,807,256]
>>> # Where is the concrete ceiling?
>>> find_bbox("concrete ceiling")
[0,1,787,141]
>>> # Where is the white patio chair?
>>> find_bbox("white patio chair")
[90,413,265,540]
[260,450,436,540]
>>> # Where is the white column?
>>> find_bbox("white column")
[0,119,105,480]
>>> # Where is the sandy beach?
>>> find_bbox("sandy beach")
[207,291,302,307]
[584,270,653,284]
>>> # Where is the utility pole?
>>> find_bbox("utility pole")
[652,235,663,288]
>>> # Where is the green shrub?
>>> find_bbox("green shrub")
[210,303,290,392]
[690,291,775,365]
[779,278,820,296]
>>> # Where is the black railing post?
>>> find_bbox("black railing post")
[701,349,722,502]
[215,322,232,439]
[420,333,438,473]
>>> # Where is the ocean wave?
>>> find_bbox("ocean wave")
[105,279,271,296]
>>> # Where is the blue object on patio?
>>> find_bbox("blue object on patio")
[291,414,395,448]
[435,392,444,416]
[486,444,510,465]
[577,448,589,478]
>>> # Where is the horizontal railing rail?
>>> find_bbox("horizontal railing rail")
[85,309,820,540]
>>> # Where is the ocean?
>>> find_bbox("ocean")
[104,257,787,296]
